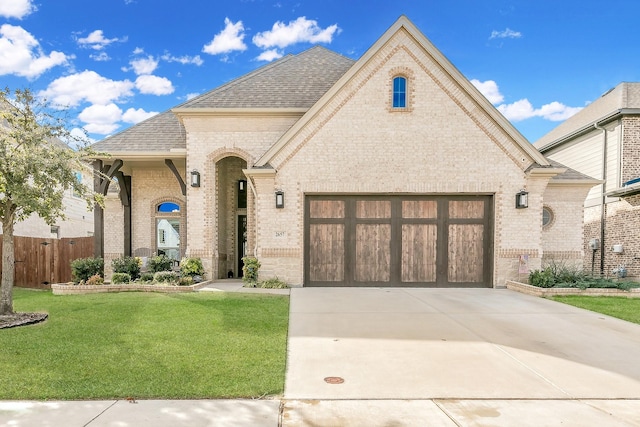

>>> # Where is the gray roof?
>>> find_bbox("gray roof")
[535,82,640,150]
[92,111,186,152]
[92,46,355,153]
[179,46,354,109]
[546,159,600,181]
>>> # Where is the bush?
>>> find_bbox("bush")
[148,255,173,273]
[259,277,289,289]
[177,276,194,286]
[529,261,640,290]
[71,257,104,283]
[85,274,104,286]
[138,272,155,283]
[529,268,555,288]
[180,257,205,278]
[111,273,131,284]
[242,256,261,287]
[153,271,180,284]
[111,256,141,280]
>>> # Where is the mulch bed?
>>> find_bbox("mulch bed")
[0,312,48,329]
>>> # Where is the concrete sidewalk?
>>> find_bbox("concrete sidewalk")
[3,287,640,426]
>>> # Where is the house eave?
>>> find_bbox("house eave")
[91,149,187,161]
[606,182,640,197]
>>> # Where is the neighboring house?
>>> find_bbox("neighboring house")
[535,82,640,279]
[92,16,598,286]
[0,103,94,240]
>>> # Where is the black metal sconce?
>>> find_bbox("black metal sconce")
[190,170,200,187]
[275,191,284,209]
[515,189,529,209]
[238,180,246,192]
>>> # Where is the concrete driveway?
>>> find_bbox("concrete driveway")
[282,288,640,426]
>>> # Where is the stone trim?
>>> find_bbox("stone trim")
[52,281,211,295]
[506,280,640,298]
[498,249,540,258]
[260,248,301,258]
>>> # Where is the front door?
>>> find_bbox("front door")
[237,215,247,277]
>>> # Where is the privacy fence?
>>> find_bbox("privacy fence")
[0,236,94,289]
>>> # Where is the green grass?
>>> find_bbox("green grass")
[551,296,640,325]
[0,288,289,400]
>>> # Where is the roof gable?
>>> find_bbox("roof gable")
[255,15,549,168]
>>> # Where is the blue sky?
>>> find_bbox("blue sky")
[1,0,639,144]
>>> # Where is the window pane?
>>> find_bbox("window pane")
[392,77,406,108]
[158,202,180,212]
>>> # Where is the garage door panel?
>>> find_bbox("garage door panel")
[309,224,344,282]
[448,224,484,283]
[355,224,391,282]
[401,224,437,282]
[305,196,492,287]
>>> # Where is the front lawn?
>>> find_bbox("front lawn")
[551,296,640,325]
[0,288,289,400]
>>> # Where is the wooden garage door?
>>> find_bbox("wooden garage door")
[304,195,493,287]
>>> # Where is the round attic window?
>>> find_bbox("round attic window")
[542,207,554,228]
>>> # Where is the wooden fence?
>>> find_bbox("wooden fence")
[0,235,94,289]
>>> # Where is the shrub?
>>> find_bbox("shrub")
[529,268,555,288]
[85,274,104,286]
[178,276,194,286]
[180,257,205,278]
[242,256,261,287]
[259,277,289,289]
[153,271,180,284]
[71,257,104,283]
[148,255,173,273]
[111,273,131,284]
[111,256,141,280]
[138,272,155,283]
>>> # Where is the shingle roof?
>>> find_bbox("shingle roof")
[546,159,599,181]
[535,82,640,150]
[179,46,355,109]
[92,46,355,153]
[92,111,186,152]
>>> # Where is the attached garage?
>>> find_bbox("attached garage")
[304,195,493,287]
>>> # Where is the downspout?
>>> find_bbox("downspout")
[594,121,607,276]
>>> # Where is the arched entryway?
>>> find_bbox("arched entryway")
[215,156,248,279]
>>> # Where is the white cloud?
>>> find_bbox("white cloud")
[256,48,283,62]
[253,17,340,49]
[0,24,70,78]
[122,107,158,123]
[90,52,110,61]
[203,18,247,55]
[161,53,204,66]
[77,30,125,50]
[185,92,199,100]
[39,70,135,107]
[497,99,582,122]
[78,103,122,134]
[0,0,36,19]
[489,28,522,40]
[135,74,174,95]
[130,55,158,75]
[471,79,504,104]
[472,78,582,122]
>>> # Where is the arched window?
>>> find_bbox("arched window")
[155,202,181,260]
[392,76,407,108]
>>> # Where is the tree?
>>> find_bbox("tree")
[0,87,103,315]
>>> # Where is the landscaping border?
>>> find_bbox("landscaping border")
[51,281,212,295]
[506,280,640,298]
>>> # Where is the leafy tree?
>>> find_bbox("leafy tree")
[0,87,103,315]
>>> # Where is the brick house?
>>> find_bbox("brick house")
[92,16,598,287]
[535,82,640,279]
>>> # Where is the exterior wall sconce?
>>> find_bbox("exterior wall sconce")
[275,191,284,209]
[238,180,246,192]
[190,170,200,187]
[515,190,529,209]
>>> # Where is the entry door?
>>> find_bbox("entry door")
[237,215,247,277]
[304,195,492,287]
